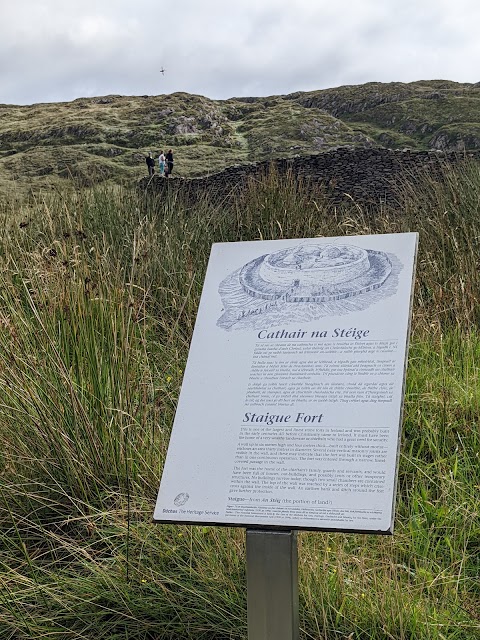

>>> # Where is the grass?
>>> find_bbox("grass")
[2,80,480,197]
[0,161,479,638]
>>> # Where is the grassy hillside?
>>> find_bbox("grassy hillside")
[1,80,479,197]
[0,162,479,638]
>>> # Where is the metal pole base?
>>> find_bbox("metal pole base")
[246,529,299,640]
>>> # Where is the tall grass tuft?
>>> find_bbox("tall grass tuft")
[0,163,479,638]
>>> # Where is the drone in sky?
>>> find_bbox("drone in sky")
[159,67,166,75]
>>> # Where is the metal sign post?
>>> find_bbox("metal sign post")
[246,529,299,640]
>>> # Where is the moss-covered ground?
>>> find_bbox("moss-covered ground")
[1,80,479,198]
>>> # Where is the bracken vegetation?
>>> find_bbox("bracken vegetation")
[0,160,479,638]
[1,80,480,197]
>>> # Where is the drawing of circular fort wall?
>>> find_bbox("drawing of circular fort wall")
[239,248,391,303]
[218,242,401,331]
[259,245,370,287]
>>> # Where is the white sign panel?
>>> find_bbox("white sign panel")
[154,233,418,533]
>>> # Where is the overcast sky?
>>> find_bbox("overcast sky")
[1,0,479,105]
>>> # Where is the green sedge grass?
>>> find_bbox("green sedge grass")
[0,163,479,638]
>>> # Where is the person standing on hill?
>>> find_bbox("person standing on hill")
[158,150,166,176]
[146,153,155,177]
[166,149,174,177]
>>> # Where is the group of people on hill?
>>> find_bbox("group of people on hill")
[146,149,174,177]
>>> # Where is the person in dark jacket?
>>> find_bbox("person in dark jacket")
[166,149,174,177]
[146,153,155,176]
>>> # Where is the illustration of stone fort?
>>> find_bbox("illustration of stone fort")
[241,244,391,302]
[217,241,399,331]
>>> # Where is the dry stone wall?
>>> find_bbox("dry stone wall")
[140,148,480,206]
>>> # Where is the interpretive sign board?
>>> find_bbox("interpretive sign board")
[154,233,418,533]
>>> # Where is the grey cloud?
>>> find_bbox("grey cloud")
[1,0,479,105]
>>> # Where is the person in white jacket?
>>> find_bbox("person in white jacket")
[158,150,166,176]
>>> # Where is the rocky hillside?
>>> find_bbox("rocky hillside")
[1,80,479,196]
